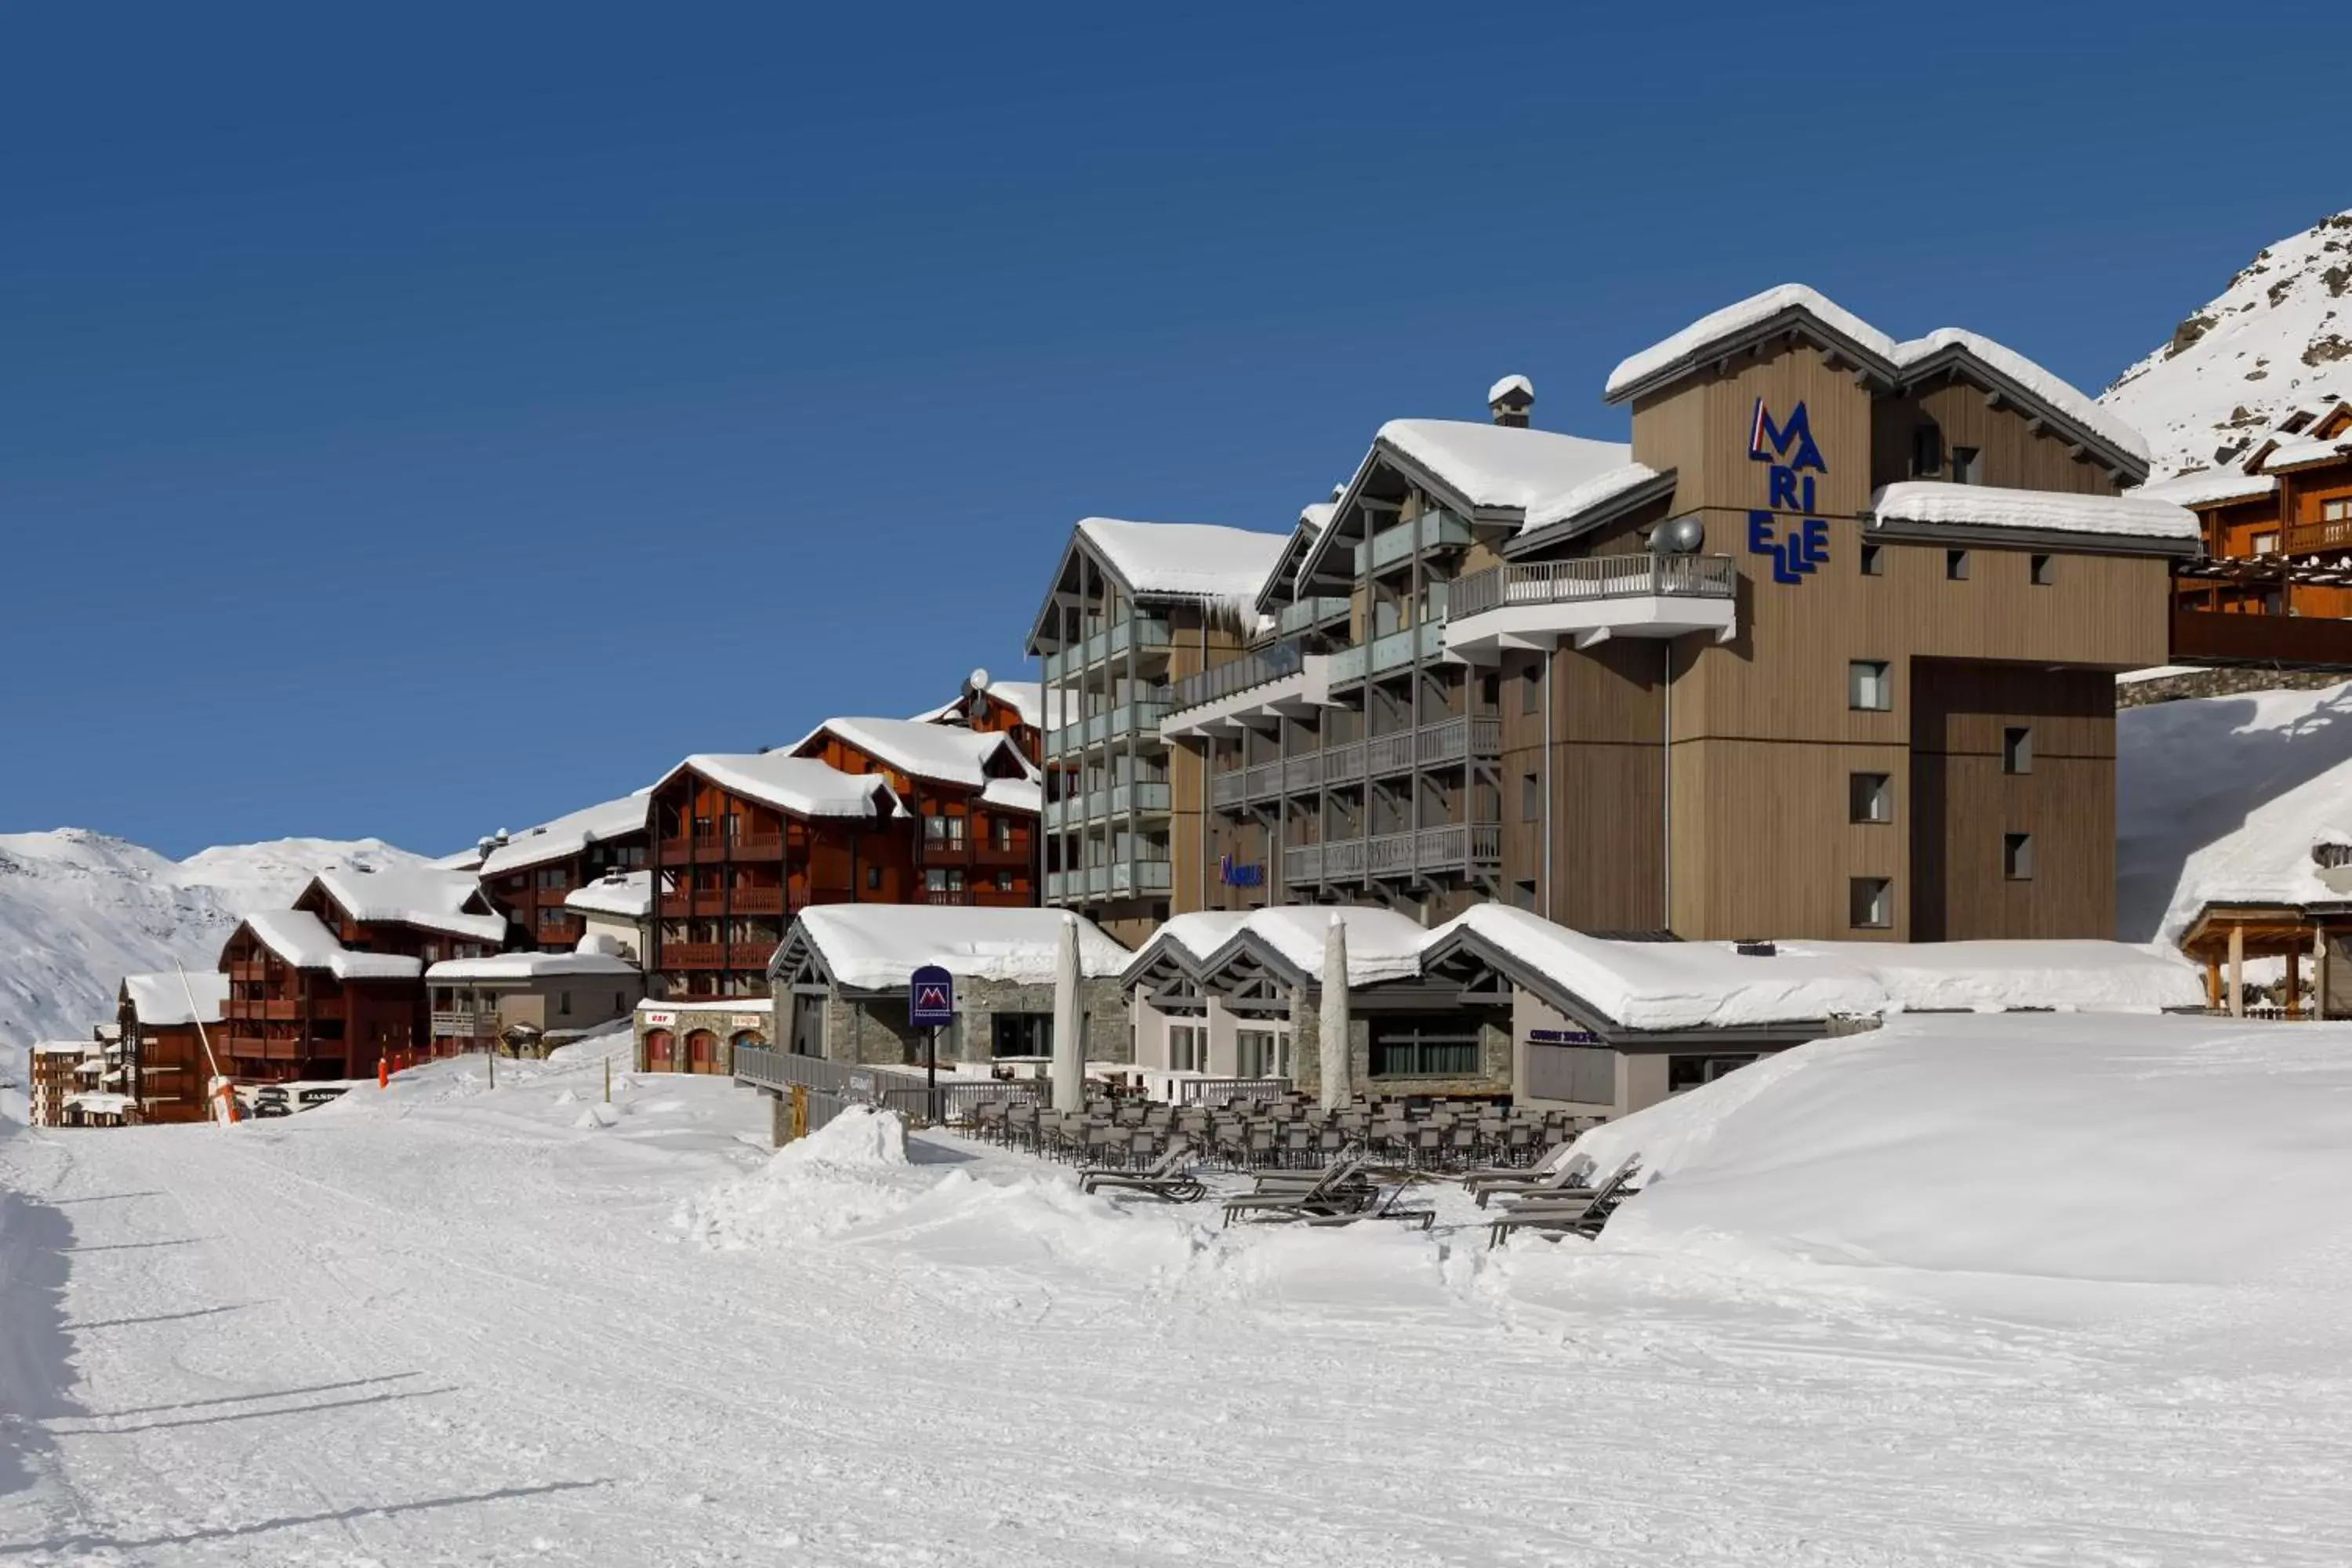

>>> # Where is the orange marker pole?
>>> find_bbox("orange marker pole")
[378,1057,389,1090]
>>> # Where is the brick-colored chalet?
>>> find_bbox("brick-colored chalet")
[790,717,1041,909]
[477,793,652,953]
[2149,398,2352,622]
[648,753,906,1003]
[118,971,231,1123]
[913,673,1061,768]
[218,866,506,1081]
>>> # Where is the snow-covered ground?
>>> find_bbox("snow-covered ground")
[5,1014,2350,1565]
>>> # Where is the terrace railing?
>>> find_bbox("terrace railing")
[1450,555,1738,621]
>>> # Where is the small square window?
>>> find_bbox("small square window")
[2004,832,2034,880]
[1849,660,1893,712]
[2252,532,2280,557]
[2003,726,2033,774]
[1849,772,1893,823]
[1946,548,1970,581]
[1860,542,1884,577]
[1951,447,1983,485]
[2031,553,2055,586]
[1520,773,1541,822]
[1849,877,1893,929]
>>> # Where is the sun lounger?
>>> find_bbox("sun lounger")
[1486,1156,1641,1248]
[1221,1156,1373,1226]
[1300,1183,1436,1231]
[1466,1148,1597,1209]
[1079,1138,1204,1203]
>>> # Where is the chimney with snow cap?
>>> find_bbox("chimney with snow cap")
[1488,375,1534,428]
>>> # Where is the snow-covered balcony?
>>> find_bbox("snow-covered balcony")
[1443,557,1738,660]
[1160,635,1338,739]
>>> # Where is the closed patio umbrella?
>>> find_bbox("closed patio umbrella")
[1052,910,1086,1112]
[1319,913,1352,1112]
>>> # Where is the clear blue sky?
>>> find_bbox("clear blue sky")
[0,1,2334,857]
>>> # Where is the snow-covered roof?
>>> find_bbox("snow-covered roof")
[979,777,1042,814]
[666,754,901,818]
[1523,462,1670,535]
[1374,419,1636,523]
[1868,481,2199,543]
[241,910,423,980]
[1074,518,1289,608]
[478,793,649,878]
[66,1091,132,1115]
[796,717,1032,790]
[2128,469,2278,509]
[788,905,1131,990]
[123,971,229,1026]
[909,680,1064,735]
[310,866,507,942]
[1486,373,1534,406]
[425,951,641,982]
[564,869,652,919]
[1144,905,1431,988]
[2256,434,2352,474]
[1298,501,1338,538]
[636,997,771,1014]
[1431,906,1884,1032]
[1605,284,2148,467]
[1890,328,2151,468]
[1606,284,1897,401]
[31,1040,93,1057]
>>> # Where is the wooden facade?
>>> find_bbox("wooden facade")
[647,761,905,1002]
[478,798,652,953]
[789,723,1040,910]
[115,976,228,1123]
[2165,403,2352,623]
[1160,289,2188,943]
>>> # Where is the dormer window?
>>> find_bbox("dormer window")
[1911,425,1943,477]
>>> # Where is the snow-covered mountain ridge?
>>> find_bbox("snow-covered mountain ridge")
[0,829,431,1074]
[2102,209,2352,479]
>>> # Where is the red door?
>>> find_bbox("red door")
[686,1029,718,1075]
[644,1029,675,1072]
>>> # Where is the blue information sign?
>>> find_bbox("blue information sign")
[909,964,956,1029]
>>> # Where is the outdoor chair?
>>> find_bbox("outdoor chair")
[1222,1156,1374,1226]
[1080,1137,1204,1202]
[1486,1156,1642,1248]
[1300,1182,1436,1232]
[1463,1142,1588,1202]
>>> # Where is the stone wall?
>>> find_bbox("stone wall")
[2117,668,2346,709]
[1286,989,1514,1101]
[793,977,1131,1069]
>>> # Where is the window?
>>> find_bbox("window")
[990,817,1013,851]
[1951,446,1982,485]
[1668,1054,1760,1093]
[614,991,626,1013]
[991,1013,1053,1059]
[865,865,881,890]
[924,814,967,847]
[1236,1029,1290,1079]
[534,866,565,890]
[1849,877,1893,929]
[1849,772,1893,823]
[994,870,1014,892]
[1369,1016,1479,1079]
[1170,1025,1207,1074]
[1480,673,1500,711]
[558,991,572,1016]
[1911,424,1942,477]
[2003,726,2033,774]
[2252,532,2281,557]
[924,867,967,893]
[1521,664,1541,715]
[2005,832,2034,880]
[2325,499,2350,522]
[1860,542,1884,576]
[2031,552,2056,586]
[1945,549,1969,581]
[1849,660,1893,712]
[1520,773,1541,822]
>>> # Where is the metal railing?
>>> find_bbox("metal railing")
[1358,508,1471,574]
[1275,596,1351,637]
[1450,555,1738,620]
[1205,717,1501,813]
[1045,697,1174,756]
[1168,637,1309,713]
[1175,1076,1293,1105]
[873,1078,1044,1127]
[1040,615,1175,679]
[1282,822,1501,884]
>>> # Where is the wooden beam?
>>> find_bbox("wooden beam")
[2228,923,2245,1018]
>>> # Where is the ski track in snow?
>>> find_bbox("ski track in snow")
[2,1044,2349,1566]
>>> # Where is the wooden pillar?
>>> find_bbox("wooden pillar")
[2287,948,2303,1020]
[2227,924,2246,1018]
[2317,925,2332,1022]
[2204,956,2223,1013]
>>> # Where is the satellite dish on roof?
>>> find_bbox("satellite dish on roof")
[968,667,991,694]
[1650,515,1706,555]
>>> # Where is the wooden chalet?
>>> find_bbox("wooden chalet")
[789,717,1041,909]
[219,866,506,1081]
[477,793,651,952]
[647,753,907,1002]
[118,971,231,1123]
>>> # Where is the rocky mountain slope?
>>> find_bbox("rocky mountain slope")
[0,830,430,1083]
[2101,210,2352,480]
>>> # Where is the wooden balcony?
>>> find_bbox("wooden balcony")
[665,942,727,968]
[657,835,786,866]
[732,886,785,914]
[227,962,269,982]
[730,942,776,967]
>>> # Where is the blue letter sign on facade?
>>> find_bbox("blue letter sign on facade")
[909,964,955,1029]
[1746,397,1831,584]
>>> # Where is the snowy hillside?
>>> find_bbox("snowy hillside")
[0,829,433,1076]
[2102,209,2352,478]
[2117,679,2352,945]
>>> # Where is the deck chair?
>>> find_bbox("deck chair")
[1080,1138,1203,1203]
[1486,1156,1642,1248]
[1467,1149,1598,1209]
[1221,1156,1373,1226]
[1300,1182,1436,1232]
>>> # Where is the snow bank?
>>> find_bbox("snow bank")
[794,904,1130,989]
[1869,481,2196,542]
[1575,1013,2352,1291]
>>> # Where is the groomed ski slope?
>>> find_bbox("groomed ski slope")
[4,1016,2351,1566]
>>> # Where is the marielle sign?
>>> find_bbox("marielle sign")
[1745,397,1829,584]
